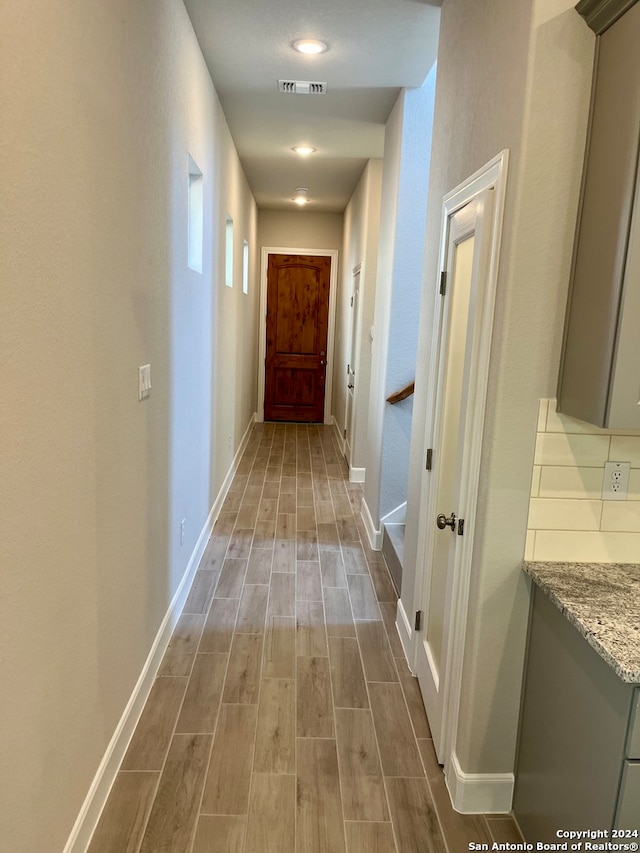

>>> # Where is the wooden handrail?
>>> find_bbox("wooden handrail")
[386,381,415,405]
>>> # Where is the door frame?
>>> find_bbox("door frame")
[415,197,486,758]
[408,151,509,775]
[257,247,339,424]
[344,263,362,467]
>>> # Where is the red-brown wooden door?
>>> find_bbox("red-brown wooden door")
[264,253,331,422]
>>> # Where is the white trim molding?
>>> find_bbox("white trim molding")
[438,150,509,766]
[360,497,383,550]
[63,415,256,853]
[348,467,365,484]
[396,598,414,668]
[62,566,197,853]
[409,150,510,763]
[257,247,339,425]
[446,752,514,815]
[331,415,346,457]
[209,413,256,523]
[381,501,407,525]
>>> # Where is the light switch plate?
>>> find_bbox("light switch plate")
[138,364,151,401]
[602,461,630,501]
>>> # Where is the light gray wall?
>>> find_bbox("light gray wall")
[379,69,437,518]
[334,160,384,467]
[257,210,344,253]
[363,93,405,521]
[402,0,594,774]
[0,1,258,850]
[363,69,438,526]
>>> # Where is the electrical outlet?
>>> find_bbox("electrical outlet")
[602,462,630,501]
[180,519,185,545]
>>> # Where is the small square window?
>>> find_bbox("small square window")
[187,155,203,274]
[242,240,249,294]
[225,214,234,288]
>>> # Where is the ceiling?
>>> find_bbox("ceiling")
[182,0,441,213]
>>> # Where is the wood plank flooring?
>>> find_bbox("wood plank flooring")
[87,423,522,853]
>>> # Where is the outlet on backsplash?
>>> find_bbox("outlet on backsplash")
[525,399,640,563]
[602,461,630,501]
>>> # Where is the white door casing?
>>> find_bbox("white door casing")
[256,247,339,425]
[345,265,361,466]
[410,151,509,776]
[415,196,487,756]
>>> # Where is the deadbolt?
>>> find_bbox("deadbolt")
[436,512,456,531]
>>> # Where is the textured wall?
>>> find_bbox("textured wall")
[363,71,437,525]
[0,1,258,850]
[379,70,437,519]
[402,0,595,775]
[363,94,405,519]
[333,161,384,468]
[257,210,344,254]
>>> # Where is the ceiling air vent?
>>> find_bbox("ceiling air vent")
[278,80,327,95]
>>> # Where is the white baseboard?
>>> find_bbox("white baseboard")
[360,497,382,550]
[349,467,365,483]
[61,529,208,853]
[381,501,407,525]
[396,598,414,669]
[331,416,345,456]
[445,751,514,814]
[63,415,256,853]
[211,414,256,522]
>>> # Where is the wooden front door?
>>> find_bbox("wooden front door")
[264,253,331,423]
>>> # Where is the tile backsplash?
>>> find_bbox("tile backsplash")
[526,399,640,563]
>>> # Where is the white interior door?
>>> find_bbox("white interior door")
[344,269,360,464]
[414,190,495,761]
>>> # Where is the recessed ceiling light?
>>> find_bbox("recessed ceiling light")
[292,146,316,156]
[292,187,310,205]
[293,39,328,55]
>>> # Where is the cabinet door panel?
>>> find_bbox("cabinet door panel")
[615,761,640,830]
[514,589,631,840]
[609,185,640,428]
[626,689,640,759]
[558,2,640,427]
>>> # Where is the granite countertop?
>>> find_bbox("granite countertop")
[523,561,640,683]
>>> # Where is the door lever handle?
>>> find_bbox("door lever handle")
[436,512,456,532]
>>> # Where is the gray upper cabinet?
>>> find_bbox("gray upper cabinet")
[557,0,640,428]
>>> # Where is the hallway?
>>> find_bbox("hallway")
[87,423,520,853]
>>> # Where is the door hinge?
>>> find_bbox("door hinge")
[343,428,347,438]
[415,610,423,631]
[439,270,447,295]
[457,518,465,536]
[350,296,354,307]
[426,448,433,471]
